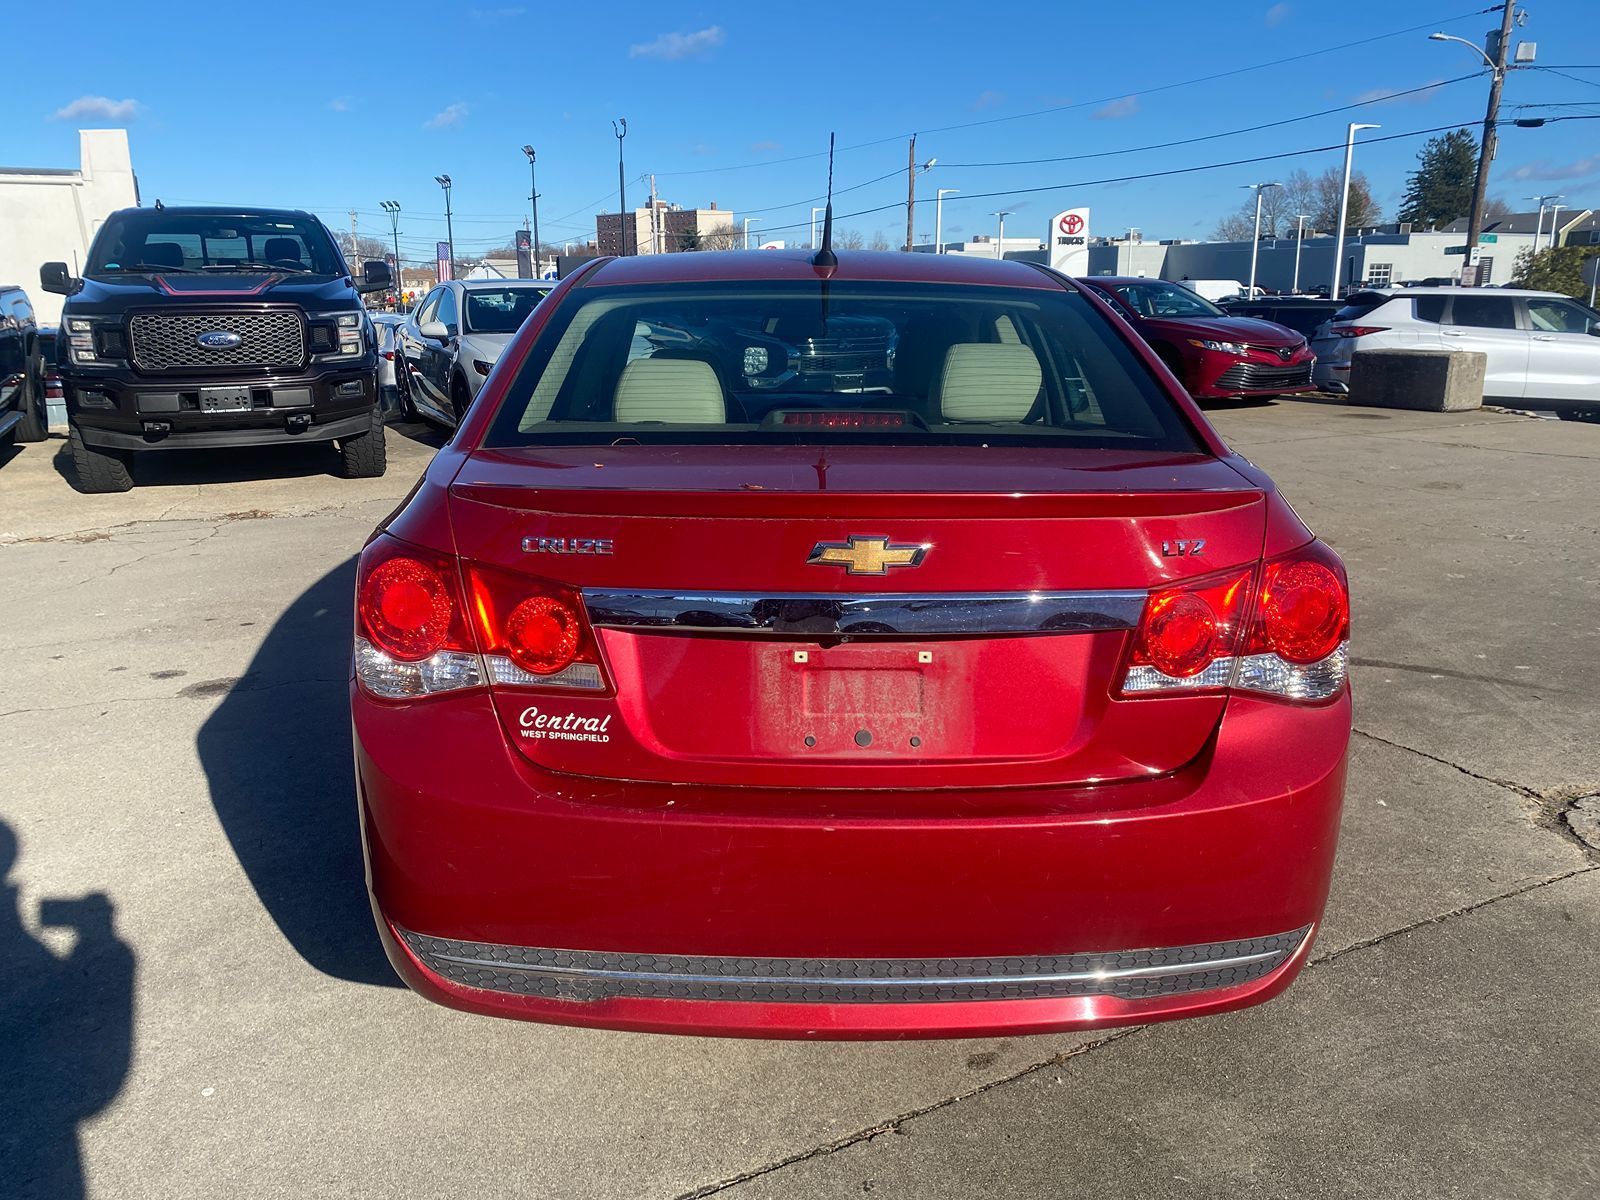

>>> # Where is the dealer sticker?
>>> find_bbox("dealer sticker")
[519,705,612,743]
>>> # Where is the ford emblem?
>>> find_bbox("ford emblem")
[197,330,242,350]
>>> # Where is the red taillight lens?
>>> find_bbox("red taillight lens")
[780,411,907,428]
[359,556,454,660]
[1126,568,1253,688]
[1140,591,1219,677]
[505,596,581,675]
[1257,559,1347,663]
[1329,324,1389,337]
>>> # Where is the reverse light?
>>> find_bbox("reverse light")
[1187,338,1247,356]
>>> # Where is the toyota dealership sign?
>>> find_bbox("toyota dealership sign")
[1049,208,1090,276]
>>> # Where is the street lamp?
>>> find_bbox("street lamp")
[1427,30,1497,71]
[1292,213,1310,294]
[1329,124,1379,302]
[521,145,542,278]
[992,211,1013,260]
[935,188,960,254]
[1547,200,1565,251]
[434,175,454,280]
[612,118,628,255]
[379,200,402,305]
[743,218,761,250]
[1243,182,1280,297]
[1429,14,1515,284]
[811,206,825,250]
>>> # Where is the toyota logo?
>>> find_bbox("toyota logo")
[197,330,242,350]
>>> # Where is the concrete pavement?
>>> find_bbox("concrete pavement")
[0,402,1594,1199]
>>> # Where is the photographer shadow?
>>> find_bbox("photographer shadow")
[194,556,400,987]
[0,821,134,1200]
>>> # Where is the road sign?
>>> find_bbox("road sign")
[1445,245,1467,255]
[1481,233,1498,244]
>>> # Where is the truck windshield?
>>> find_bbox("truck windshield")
[485,280,1201,452]
[87,212,344,276]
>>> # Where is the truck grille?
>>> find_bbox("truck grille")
[129,311,306,372]
[1213,362,1313,392]
[795,336,893,376]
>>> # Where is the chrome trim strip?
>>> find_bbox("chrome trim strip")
[580,589,1147,637]
[426,947,1282,989]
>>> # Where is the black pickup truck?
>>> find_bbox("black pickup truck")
[41,206,392,492]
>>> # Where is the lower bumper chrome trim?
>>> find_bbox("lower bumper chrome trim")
[398,926,1310,1005]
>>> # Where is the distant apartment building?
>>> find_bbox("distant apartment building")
[0,129,139,323]
[596,201,737,254]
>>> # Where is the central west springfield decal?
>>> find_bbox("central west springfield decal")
[519,705,612,744]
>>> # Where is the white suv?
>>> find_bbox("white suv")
[1310,287,1600,415]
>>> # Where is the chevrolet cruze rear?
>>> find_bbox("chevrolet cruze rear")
[352,251,1350,1038]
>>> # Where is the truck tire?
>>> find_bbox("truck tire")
[339,410,388,479]
[15,356,47,442]
[68,425,135,493]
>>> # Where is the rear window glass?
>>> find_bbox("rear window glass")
[1332,291,1388,322]
[464,286,550,334]
[1413,296,1447,323]
[484,280,1202,452]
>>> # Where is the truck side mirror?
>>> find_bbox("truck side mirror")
[357,260,393,295]
[40,262,77,295]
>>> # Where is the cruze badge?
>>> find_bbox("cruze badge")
[807,535,929,576]
[196,330,243,350]
[523,536,614,555]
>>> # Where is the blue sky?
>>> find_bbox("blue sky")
[16,1,1600,262]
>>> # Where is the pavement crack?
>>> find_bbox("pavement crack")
[1352,727,1538,798]
[0,676,346,721]
[673,1028,1144,1199]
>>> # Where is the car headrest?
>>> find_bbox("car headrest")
[141,242,186,269]
[613,357,727,424]
[262,237,303,266]
[934,343,1043,422]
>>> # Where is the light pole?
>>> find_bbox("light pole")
[612,118,628,254]
[1429,2,1515,284]
[379,200,402,305]
[1292,213,1310,293]
[935,188,959,254]
[521,145,542,278]
[743,218,761,250]
[992,211,1012,260]
[1330,124,1379,302]
[1243,182,1280,297]
[433,175,454,280]
[810,206,825,250]
[1547,200,1565,251]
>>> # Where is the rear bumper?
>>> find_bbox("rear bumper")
[355,689,1350,1039]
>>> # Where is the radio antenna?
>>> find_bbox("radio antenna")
[811,133,837,270]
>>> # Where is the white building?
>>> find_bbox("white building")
[0,130,139,323]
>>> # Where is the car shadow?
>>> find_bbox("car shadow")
[0,819,135,1199]
[194,555,401,987]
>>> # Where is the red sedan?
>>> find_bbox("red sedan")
[1077,277,1316,400]
[351,249,1350,1039]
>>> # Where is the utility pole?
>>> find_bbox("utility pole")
[521,146,541,277]
[649,174,660,254]
[348,209,359,269]
[613,118,628,255]
[905,136,916,252]
[1453,0,1516,285]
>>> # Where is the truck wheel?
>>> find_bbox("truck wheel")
[15,356,47,442]
[339,410,388,479]
[68,425,135,493]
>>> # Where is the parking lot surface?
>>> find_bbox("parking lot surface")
[1,404,1596,1199]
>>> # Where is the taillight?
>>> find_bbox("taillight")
[466,564,608,692]
[1328,324,1388,337]
[1120,542,1349,702]
[354,534,482,699]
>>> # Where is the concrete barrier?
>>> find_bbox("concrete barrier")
[1348,349,1486,412]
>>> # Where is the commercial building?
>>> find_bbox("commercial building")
[0,130,139,323]
[596,201,736,255]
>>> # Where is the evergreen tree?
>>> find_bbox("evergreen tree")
[1398,129,1479,228]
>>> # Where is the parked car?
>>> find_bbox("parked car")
[1218,296,1343,343]
[0,284,48,446]
[1079,277,1315,401]
[1310,287,1600,413]
[395,279,553,427]
[369,313,406,419]
[1176,278,1252,303]
[41,206,391,492]
[351,248,1352,1038]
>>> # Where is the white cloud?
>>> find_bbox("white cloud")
[971,90,1005,112]
[1352,79,1444,106]
[629,26,724,61]
[52,95,139,122]
[328,97,351,112]
[1092,96,1139,120]
[1507,156,1600,182]
[423,102,468,130]
[1265,3,1290,26]
[749,140,782,153]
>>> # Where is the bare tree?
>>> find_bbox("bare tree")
[338,233,391,262]
[696,228,743,251]
[868,230,892,251]
[1482,195,1512,220]
[834,228,865,250]
[1311,168,1380,231]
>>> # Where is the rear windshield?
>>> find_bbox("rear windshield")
[463,285,551,334]
[1332,291,1390,322]
[485,280,1200,452]
[86,211,343,276]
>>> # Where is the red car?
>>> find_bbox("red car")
[1078,277,1316,400]
[352,249,1351,1039]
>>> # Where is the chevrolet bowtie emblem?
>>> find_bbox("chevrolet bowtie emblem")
[806,535,929,576]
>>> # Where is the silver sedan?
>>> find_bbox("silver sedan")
[395,279,553,426]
